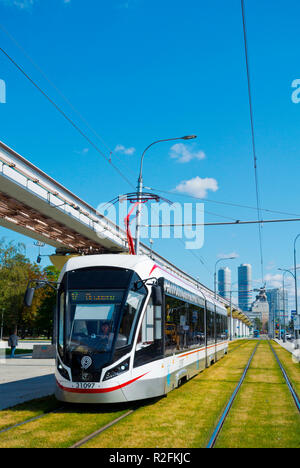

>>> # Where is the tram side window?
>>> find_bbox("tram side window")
[134,298,163,368]
[165,295,205,356]
[58,292,65,356]
[114,274,146,350]
[216,314,227,341]
[206,307,215,345]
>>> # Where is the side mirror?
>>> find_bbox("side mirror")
[24,287,35,307]
[152,285,163,306]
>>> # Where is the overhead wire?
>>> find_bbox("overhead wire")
[0,22,139,180]
[141,218,300,227]
[241,0,264,283]
[149,186,300,218]
[0,44,135,189]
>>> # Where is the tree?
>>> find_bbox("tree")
[0,238,60,338]
[0,238,42,335]
[34,265,60,338]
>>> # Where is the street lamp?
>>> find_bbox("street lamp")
[279,267,296,344]
[134,135,197,254]
[278,269,289,343]
[293,234,300,349]
[214,256,237,298]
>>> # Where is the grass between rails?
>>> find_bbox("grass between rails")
[0,397,60,433]
[214,341,300,448]
[271,341,300,397]
[0,340,255,448]
[0,402,134,448]
[82,341,257,448]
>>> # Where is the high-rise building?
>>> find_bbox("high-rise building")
[266,288,288,336]
[238,264,252,312]
[218,267,231,299]
[250,287,269,332]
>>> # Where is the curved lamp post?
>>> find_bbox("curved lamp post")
[278,267,296,344]
[294,234,300,348]
[134,135,197,254]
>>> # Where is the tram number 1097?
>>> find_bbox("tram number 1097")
[74,382,95,389]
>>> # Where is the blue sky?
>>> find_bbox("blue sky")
[0,0,299,308]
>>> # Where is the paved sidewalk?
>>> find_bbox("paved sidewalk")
[0,355,55,410]
[274,338,296,354]
[0,340,51,351]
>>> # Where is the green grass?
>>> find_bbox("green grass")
[1,339,297,448]
[0,397,60,432]
[214,341,300,448]
[0,341,256,448]
[271,341,300,397]
[0,402,132,448]
[83,341,258,448]
[4,349,32,356]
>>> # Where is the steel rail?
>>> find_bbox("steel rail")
[206,342,259,448]
[0,406,65,435]
[69,409,136,448]
[268,341,300,412]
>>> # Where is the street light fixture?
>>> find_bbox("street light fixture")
[135,135,197,254]
[278,269,290,343]
[293,234,300,349]
[279,266,299,348]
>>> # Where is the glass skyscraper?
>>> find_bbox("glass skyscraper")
[238,264,252,312]
[266,288,288,335]
[218,267,231,299]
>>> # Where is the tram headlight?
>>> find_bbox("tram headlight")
[103,358,130,381]
[57,361,70,381]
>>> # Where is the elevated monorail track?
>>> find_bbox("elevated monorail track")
[0,141,251,331]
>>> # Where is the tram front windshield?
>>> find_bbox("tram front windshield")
[66,288,146,354]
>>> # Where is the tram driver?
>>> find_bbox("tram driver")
[98,321,114,350]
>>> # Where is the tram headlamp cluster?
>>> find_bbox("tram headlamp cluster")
[57,361,70,381]
[103,358,130,381]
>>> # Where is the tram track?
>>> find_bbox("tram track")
[0,398,146,448]
[70,409,136,448]
[206,339,300,448]
[0,340,249,442]
[268,340,300,412]
[206,342,259,448]
[2,339,297,448]
[0,406,65,436]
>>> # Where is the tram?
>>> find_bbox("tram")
[53,254,228,404]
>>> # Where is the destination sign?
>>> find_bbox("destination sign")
[69,290,123,304]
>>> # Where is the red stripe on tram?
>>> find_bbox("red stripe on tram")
[57,372,149,394]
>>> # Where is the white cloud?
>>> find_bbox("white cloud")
[75,148,89,155]
[114,144,136,156]
[0,0,70,8]
[169,143,205,164]
[264,273,295,299]
[1,0,35,9]
[217,252,239,259]
[116,0,139,9]
[174,176,219,199]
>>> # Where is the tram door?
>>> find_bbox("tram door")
[134,297,163,368]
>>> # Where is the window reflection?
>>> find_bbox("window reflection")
[165,295,205,356]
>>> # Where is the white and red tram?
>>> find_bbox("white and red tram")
[54,254,228,404]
